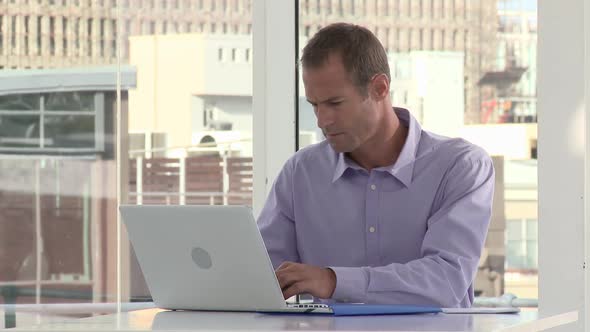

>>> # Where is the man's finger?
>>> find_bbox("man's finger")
[276,261,297,272]
[275,264,304,284]
[276,270,303,289]
[282,282,306,300]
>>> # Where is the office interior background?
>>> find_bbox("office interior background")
[1,0,585,329]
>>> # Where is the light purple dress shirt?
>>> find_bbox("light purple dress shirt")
[257,107,494,308]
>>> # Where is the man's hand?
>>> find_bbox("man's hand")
[275,261,336,300]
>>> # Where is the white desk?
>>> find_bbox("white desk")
[9,308,578,331]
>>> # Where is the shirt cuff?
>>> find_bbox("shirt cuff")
[328,266,368,303]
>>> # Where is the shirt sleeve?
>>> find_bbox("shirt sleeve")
[257,157,300,270]
[330,151,495,307]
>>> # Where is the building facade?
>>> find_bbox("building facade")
[0,0,496,123]
[495,0,537,123]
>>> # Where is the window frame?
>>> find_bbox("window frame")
[255,1,590,330]
[252,0,297,217]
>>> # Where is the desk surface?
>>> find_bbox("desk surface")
[11,308,578,332]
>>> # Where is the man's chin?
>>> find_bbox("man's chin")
[327,141,353,153]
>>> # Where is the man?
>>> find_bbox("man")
[257,23,494,308]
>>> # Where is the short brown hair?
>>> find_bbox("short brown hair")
[301,23,391,96]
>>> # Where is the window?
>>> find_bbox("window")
[49,17,55,55]
[62,18,67,55]
[0,92,103,151]
[87,19,92,56]
[11,16,16,51]
[1,1,256,328]
[506,219,538,270]
[298,0,539,303]
[120,0,254,300]
[24,16,29,55]
[100,19,105,56]
[0,15,3,54]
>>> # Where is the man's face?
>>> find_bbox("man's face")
[303,54,380,153]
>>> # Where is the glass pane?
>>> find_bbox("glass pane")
[298,0,538,301]
[506,241,525,268]
[0,94,40,110]
[44,92,95,112]
[526,240,538,268]
[44,115,95,148]
[121,0,254,302]
[506,219,523,241]
[0,115,40,147]
[526,219,537,240]
[0,2,118,328]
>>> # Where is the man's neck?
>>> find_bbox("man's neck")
[348,109,408,171]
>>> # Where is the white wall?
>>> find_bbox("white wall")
[413,52,464,137]
[389,51,464,138]
[199,35,252,96]
[460,123,536,159]
[538,0,586,330]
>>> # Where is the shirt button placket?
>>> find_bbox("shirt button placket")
[366,176,379,266]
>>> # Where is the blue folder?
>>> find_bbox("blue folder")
[329,304,442,316]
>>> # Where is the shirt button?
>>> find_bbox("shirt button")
[369,226,376,233]
[370,184,376,190]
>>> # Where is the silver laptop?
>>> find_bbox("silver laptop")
[119,205,332,313]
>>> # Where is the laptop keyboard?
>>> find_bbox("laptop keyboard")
[288,303,330,309]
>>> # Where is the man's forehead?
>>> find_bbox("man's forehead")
[302,58,351,84]
[302,52,345,71]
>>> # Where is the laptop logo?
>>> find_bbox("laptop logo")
[191,247,212,269]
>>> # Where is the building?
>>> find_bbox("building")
[460,122,538,298]
[1,0,496,124]
[128,34,466,154]
[0,66,136,305]
[128,34,253,157]
[480,0,537,124]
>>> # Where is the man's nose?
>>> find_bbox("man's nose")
[316,106,334,129]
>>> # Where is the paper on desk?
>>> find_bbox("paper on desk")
[442,307,520,314]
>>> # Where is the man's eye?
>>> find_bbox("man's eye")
[329,101,342,106]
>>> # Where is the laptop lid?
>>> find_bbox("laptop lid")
[119,205,287,311]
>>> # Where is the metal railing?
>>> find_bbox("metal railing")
[128,139,253,206]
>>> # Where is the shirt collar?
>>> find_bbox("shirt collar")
[332,150,364,182]
[331,107,422,187]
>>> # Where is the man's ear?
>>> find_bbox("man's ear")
[370,74,390,101]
